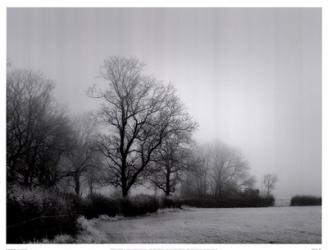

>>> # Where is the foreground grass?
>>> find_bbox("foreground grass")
[39,208,181,243]
[40,206,321,244]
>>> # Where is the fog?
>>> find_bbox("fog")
[7,8,321,199]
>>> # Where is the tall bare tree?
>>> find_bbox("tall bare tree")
[89,57,195,197]
[263,174,278,197]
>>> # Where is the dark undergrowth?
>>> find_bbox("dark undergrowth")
[180,196,275,208]
[7,187,165,243]
[290,196,321,206]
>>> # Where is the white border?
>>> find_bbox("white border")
[1,1,326,250]
[2,0,328,8]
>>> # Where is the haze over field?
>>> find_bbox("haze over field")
[7,8,321,199]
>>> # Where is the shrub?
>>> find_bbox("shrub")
[181,196,275,208]
[7,186,79,243]
[161,197,183,209]
[120,194,159,216]
[7,187,163,242]
[81,194,120,219]
[290,195,321,206]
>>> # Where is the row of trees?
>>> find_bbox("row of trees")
[181,143,252,199]
[7,57,277,198]
[180,142,278,199]
[7,70,73,187]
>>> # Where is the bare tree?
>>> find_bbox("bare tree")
[84,153,107,195]
[180,142,255,200]
[180,148,209,199]
[64,114,98,196]
[148,131,195,196]
[207,142,254,200]
[89,57,195,197]
[7,69,73,187]
[263,174,278,197]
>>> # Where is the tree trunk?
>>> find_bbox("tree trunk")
[89,179,93,195]
[218,184,223,200]
[122,187,129,197]
[165,169,171,196]
[121,172,129,197]
[23,166,32,187]
[74,174,80,196]
[121,171,129,197]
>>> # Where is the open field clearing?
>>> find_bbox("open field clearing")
[74,206,321,243]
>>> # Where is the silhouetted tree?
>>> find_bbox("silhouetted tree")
[148,130,195,196]
[84,155,106,195]
[207,142,254,200]
[7,69,73,187]
[263,174,277,196]
[64,114,99,196]
[180,148,209,198]
[180,142,255,200]
[89,57,195,197]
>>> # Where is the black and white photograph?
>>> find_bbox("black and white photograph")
[3,3,326,248]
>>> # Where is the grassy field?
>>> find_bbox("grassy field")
[73,206,321,243]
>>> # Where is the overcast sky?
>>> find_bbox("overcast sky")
[7,8,321,199]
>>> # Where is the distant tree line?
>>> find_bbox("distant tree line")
[180,142,257,200]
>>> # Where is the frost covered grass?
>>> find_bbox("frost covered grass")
[40,208,184,243]
[91,206,321,243]
[39,206,321,243]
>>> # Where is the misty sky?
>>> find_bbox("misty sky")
[7,8,321,199]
